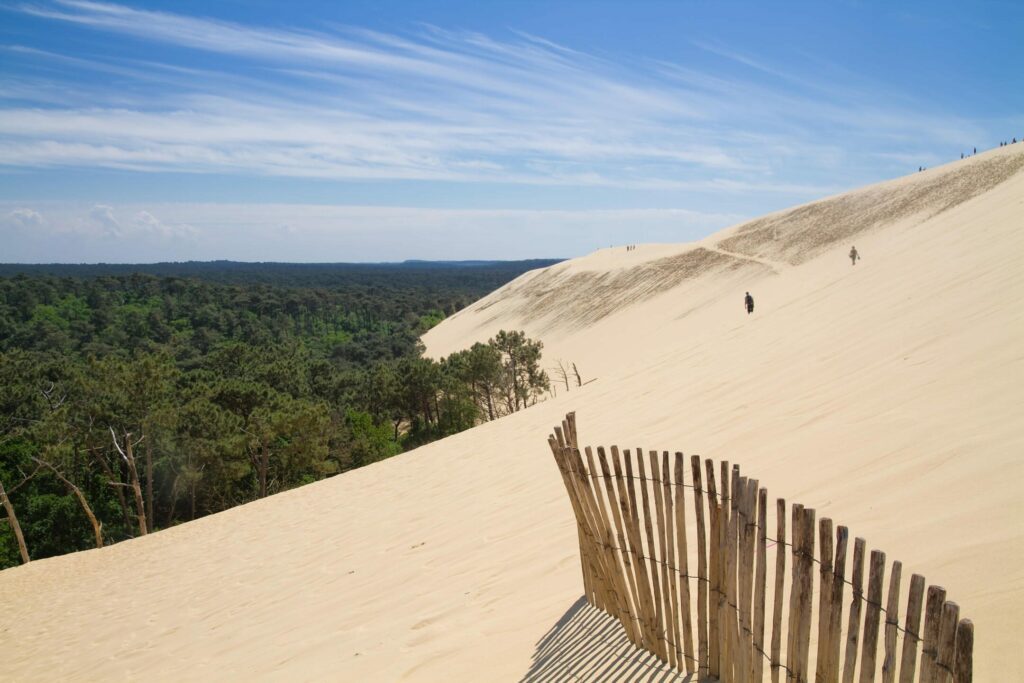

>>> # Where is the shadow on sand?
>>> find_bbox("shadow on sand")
[519,596,695,682]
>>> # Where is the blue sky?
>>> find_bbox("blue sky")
[1,1,1021,262]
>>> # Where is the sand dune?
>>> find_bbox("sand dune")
[2,145,1023,681]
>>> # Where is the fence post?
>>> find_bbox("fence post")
[953,619,973,683]
[752,487,768,683]
[881,561,902,683]
[615,447,662,655]
[787,503,805,679]
[795,507,816,682]
[673,452,696,674]
[771,497,787,683]
[842,537,867,683]
[827,526,849,683]
[637,451,668,662]
[596,447,644,646]
[816,517,835,683]
[936,602,960,683]
[690,455,710,679]
[650,452,677,669]
[897,574,925,683]
[858,550,886,683]
[921,585,947,683]
[706,459,721,680]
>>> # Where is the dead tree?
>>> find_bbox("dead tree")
[32,457,103,549]
[572,362,583,387]
[110,428,148,537]
[0,477,30,564]
[551,360,571,392]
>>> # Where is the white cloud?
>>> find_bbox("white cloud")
[4,208,45,229]
[133,210,198,239]
[88,203,121,235]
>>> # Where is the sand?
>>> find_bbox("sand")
[2,145,1022,681]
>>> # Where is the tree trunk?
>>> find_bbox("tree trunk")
[144,437,154,532]
[33,458,103,549]
[93,447,132,532]
[572,362,582,387]
[112,429,148,537]
[510,357,521,410]
[0,478,30,564]
[259,442,269,498]
[485,384,495,421]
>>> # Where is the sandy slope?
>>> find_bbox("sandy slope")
[2,145,1023,682]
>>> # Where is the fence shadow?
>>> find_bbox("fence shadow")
[520,596,694,683]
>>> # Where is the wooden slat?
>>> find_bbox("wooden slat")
[735,475,752,683]
[574,447,622,617]
[952,619,973,683]
[660,452,683,671]
[650,451,677,669]
[935,602,959,683]
[691,455,710,679]
[565,411,578,448]
[881,561,902,683]
[920,585,947,683]
[752,487,768,683]
[613,446,662,654]
[795,507,816,682]
[827,526,850,683]
[586,446,641,644]
[581,446,621,623]
[738,479,758,683]
[674,452,696,673]
[787,503,805,678]
[815,517,835,683]
[748,479,761,681]
[858,549,886,683]
[566,446,617,617]
[770,497,787,683]
[706,459,721,679]
[636,450,668,661]
[597,447,645,646]
[723,462,737,683]
[897,573,925,683]
[548,435,595,604]
[841,537,866,683]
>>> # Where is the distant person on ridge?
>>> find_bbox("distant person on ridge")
[744,292,754,315]
[849,246,860,265]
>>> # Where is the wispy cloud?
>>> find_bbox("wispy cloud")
[0,1,981,193]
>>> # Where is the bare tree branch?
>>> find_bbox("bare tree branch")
[32,457,103,548]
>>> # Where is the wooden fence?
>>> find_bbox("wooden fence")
[548,412,973,683]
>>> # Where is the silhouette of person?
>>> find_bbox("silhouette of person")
[849,246,860,265]
[973,147,977,155]
[744,292,754,315]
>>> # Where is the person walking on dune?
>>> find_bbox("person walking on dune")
[744,292,754,315]
[849,246,860,265]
